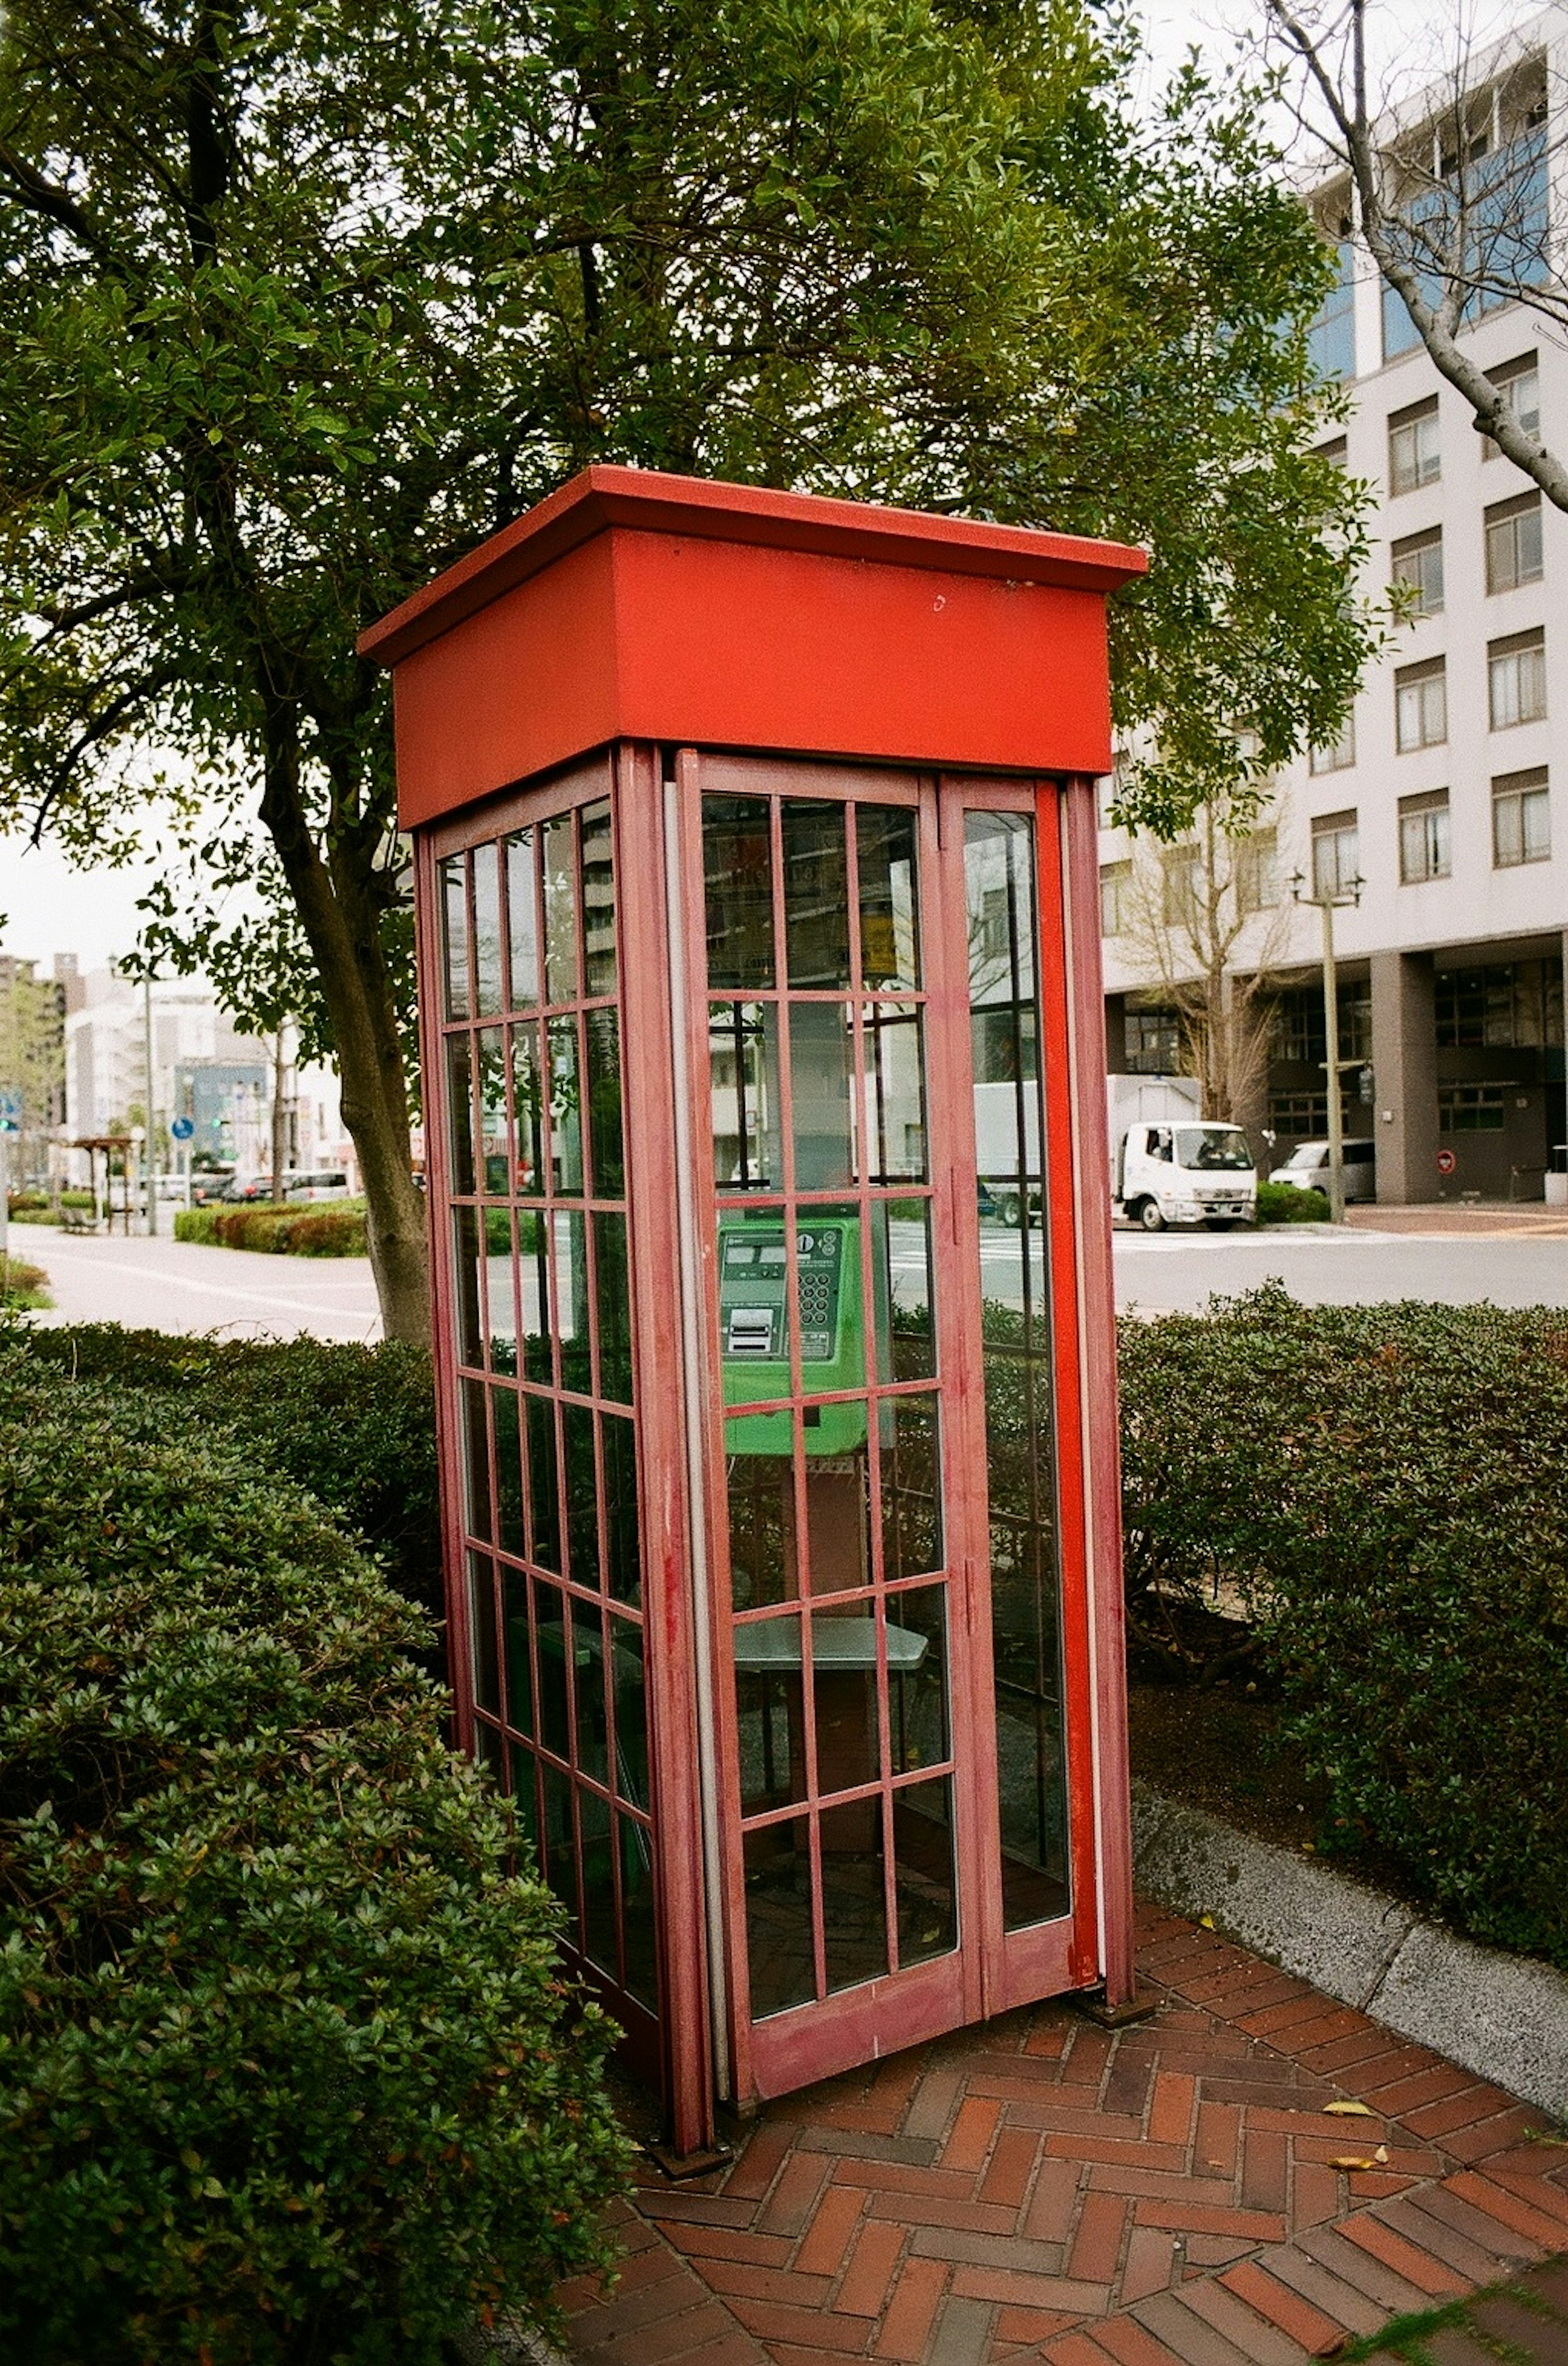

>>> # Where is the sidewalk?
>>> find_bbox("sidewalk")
[1343,1203,1568,1237]
[559,1901,1568,2366]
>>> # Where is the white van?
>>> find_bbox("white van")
[1269,1139,1376,1203]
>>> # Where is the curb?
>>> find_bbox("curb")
[1132,1781,1568,2117]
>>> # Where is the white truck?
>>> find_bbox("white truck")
[1106,1075,1256,1231]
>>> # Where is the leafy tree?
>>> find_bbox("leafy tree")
[0,0,1376,1339]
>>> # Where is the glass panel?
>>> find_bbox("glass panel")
[500,1563,532,1738]
[880,1393,942,1582]
[610,1615,648,1809]
[535,1582,572,1760]
[552,1211,590,1395]
[474,1718,506,1787]
[580,799,617,996]
[477,1029,508,1195]
[562,1399,600,1591]
[782,800,850,988]
[573,1600,610,1785]
[803,1453,871,1595]
[887,1585,949,1774]
[540,1758,576,1917]
[703,795,775,989]
[472,843,503,1015]
[726,1426,797,1609]
[469,1551,499,1713]
[856,804,921,990]
[462,1377,492,1543]
[526,1393,561,1572]
[548,1017,584,1192]
[485,1209,517,1373]
[893,1779,957,1967]
[441,854,470,1020]
[620,1816,659,2009]
[743,1820,815,2018]
[585,1009,624,1199]
[579,1784,618,1978]
[512,1754,541,1870]
[821,1800,887,1995]
[506,828,539,1009]
[519,1209,551,1383]
[542,812,579,1003]
[602,1412,641,1606]
[790,1003,853,1188]
[710,1002,780,1190]
[492,1383,524,1555]
[811,1607,878,1796]
[453,1205,484,1367]
[864,1003,927,1182]
[511,1023,545,1196]
[882,1203,935,1382]
[733,1611,806,1813]
[593,1214,633,1404]
[446,1034,475,1196]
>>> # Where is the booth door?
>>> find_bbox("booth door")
[689,760,1099,2101]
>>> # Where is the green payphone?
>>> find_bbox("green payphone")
[719,1216,867,1454]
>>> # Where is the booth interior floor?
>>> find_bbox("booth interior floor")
[557,1898,1568,2366]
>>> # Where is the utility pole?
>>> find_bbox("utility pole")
[270,1023,289,1202]
[143,977,157,1237]
[1292,867,1364,1223]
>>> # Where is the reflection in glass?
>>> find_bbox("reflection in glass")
[543,812,579,1003]
[552,1212,590,1394]
[611,1617,648,1809]
[744,1820,815,2018]
[511,1023,545,1196]
[593,1215,633,1404]
[864,1003,927,1182]
[473,843,504,1015]
[493,1383,523,1556]
[580,800,617,996]
[441,854,469,1020]
[709,1002,780,1189]
[453,1205,484,1368]
[733,1612,805,1813]
[620,1817,658,2009]
[585,1008,624,1198]
[579,1783,617,1978]
[526,1393,561,1571]
[821,1808,887,1995]
[519,1209,551,1384]
[574,1600,609,1785]
[477,1029,508,1194]
[474,1719,507,1788]
[486,1209,517,1372]
[446,1034,475,1196]
[811,1609,878,1796]
[562,1399,599,1590]
[703,796,775,989]
[888,1586,949,1773]
[881,1393,942,1582]
[881,1203,935,1382]
[856,805,921,989]
[470,1551,500,1713]
[512,1755,541,1868]
[893,1780,957,1967]
[602,1412,640,1606]
[463,1377,491,1543]
[782,801,850,987]
[726,1435,797,1609]
[790,1002,852,1188]
[535,1582,571,1760]
[540,1759,576,1919]
[803,1456,870,1595]
[500,1564,532,1738]
[506,828,539,1009]
[548,1017,584,1193]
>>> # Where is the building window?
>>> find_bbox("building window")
[1492,767,1550,867]
[1395,659,1447,751]
[1272,982,1371,1067]
[1485,492,1543,593]
[1439,1084,1507,1132]
[1124,1005,1182,1074]
[1099,860,1132,936]
[1317,434,1348,467]
[1391,526,1444,615]
[1437,959,1562,1047]
[1311,810,1360,900]
[1310,713,1356,773]
[1237,829,1280,913]
[1308,241,1356,383]
[1488,628,1546,729]
[1268,1092,1330,1138]
[1388,399,1440,494]
[1399,790,1450,883]
[1484,354,1539,457]
[1160,844,1200,929]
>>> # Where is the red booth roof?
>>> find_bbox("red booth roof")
[361,466,1146,830]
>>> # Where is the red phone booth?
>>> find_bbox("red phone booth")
[362,467,1146,2159]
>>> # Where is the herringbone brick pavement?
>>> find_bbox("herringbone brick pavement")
[557,1902,1568,2366]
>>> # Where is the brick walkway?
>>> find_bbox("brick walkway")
[558,1903,1568,2366]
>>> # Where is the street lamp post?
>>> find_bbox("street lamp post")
[1292,864,1364,1224]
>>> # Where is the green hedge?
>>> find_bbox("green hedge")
[1118,1286,1568,1967]
[0,1254,50,1309]
[1255,1179,1330,1223]
[174,1202,368,1256]
[0,1348,628,2362]
[7,1190,94,1225]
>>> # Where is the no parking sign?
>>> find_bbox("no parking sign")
[1437,1148,1456,1176]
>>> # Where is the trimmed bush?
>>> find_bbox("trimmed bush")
[1118,1286,1568,1967]
[1254,1179,1330,1223]
[173,1203,368,1256]
[8,1189,93,1225]
[0,1348,628,2362]
[0,1254,50,1309]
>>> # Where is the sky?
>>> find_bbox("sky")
[0,0,1513,975]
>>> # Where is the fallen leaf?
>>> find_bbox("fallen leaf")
[1329,2154,1379,2171]
[1198,1914,1215,1930]
[1324,2100,1374,2117]
[1375,2145,1389,2163]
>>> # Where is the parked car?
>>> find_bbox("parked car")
[1268,1138,1377,1203]
[284,1170,351,1203]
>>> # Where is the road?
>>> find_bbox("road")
[11,1211,1568,1346]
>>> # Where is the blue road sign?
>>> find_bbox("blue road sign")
[170,1115,195,1141]
[0,1088,21,1134]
